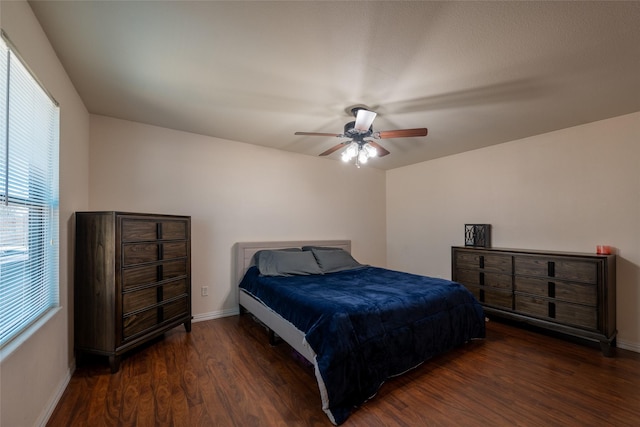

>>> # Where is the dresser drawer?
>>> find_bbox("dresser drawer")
[455,269,511,289]
[121,219,189,242]
[555,301,598,330]
[515,294,597,330]
[514,276,596,305]
[122,264,157,289]
[123,241,187,265]
[482,289,512,310]
[463,284,481,301]
[160,221,189,240]
[465,285,513,309]
[455,251,481,269]
[484,255,512,273]
[123,287,157,314]
[455,251,511,273]
[163,297,189,323]
[514,257,551,277]
[123,243,158,265]
[554,260,597,283]
[123,307,158,338]
[454,268,479,286]
[122,279,188,315]
[122,219,158,242]
[164,279,188,300]
[122,259,188,289]
[122,296,189,339]
[163,259,189,280]
[484,273,512,290]
[514,294,548,318]
[514,257,597,283]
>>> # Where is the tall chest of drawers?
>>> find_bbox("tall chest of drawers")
[75,212,192,372]
[452,246,616,356]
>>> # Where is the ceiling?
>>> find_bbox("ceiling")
[28,1,640,170]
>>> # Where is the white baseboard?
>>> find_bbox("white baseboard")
[616,338,640,354]
[38,360,75,427]
[192,307,240,323]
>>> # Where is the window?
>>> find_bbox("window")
[0,32,60,348]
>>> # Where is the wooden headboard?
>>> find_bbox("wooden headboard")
[233,240,351,285]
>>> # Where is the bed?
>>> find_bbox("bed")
[235,240,485,425]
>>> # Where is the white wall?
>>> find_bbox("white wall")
[0,1,90,426]
[387,111,640,351]
[89,115,387,319]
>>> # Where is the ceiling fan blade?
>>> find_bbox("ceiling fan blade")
[295,131,342,137]
[354,109,377,132]
[366,140,391,157]
[319,142,349,156]
[374,128,428,139]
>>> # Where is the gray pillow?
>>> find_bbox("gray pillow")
[251,248,300,267]
[256,250,323,276]
[306,247,363,273]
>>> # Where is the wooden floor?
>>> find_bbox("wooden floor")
[48,315,640,426]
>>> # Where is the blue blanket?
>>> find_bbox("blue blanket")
[239,266,485,424]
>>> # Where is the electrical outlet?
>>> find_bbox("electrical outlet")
[201,286,208,297]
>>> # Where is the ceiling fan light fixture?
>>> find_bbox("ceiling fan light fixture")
[341,143,358,162]
[358,150,369,164]
[353,109,377,132]
[295,104,427,167]
[363,142,378,158]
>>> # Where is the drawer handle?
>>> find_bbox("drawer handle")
[548,302,556,318]
[548,282,555,298]
[548,261,555,277]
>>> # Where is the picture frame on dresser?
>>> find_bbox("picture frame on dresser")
[451,246,616,356]
[464,224,491,247]
[74,211,192,372]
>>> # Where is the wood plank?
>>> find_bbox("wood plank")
[48,316,640,426]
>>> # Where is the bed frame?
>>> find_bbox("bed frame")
[234,240,351,363]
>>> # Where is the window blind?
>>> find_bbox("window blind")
[0,33,60,348]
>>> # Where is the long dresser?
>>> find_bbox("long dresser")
[451,246,616,356]
[75,212,192,372]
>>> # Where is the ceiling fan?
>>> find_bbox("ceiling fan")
[294,107,428,167]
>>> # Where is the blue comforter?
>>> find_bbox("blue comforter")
[239,266,485,424]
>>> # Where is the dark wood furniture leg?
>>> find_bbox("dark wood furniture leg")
[109,355,121,374]
[268,328,282,346]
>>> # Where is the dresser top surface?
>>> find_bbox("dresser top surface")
[76,211,191,219]
[452,246,614,259]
